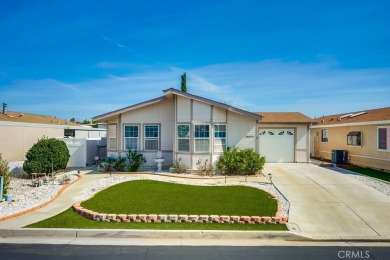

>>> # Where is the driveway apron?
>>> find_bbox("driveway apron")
[264,163,390,239]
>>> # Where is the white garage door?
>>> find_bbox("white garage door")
[259,129,295,163]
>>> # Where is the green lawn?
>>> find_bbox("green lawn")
[26,180,287,230]
[26,208,287,230]
[348,167,390,182]
[81,180,277,216]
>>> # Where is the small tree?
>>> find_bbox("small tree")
[23,137,70,176]
[0,154,11,198]
[181,72,187,92]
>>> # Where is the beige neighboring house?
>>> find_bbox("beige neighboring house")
[0,108,107,171]
[311,107,390,172]
[93,88,314,170]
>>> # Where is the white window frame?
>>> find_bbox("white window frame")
[194,124,210,153]
[144,125,159,151]
[108,124,117,150]
[124,125,139,151]
[347,131,362,147]
[177,124,190,152]
[377,126,390,152]
[321,129,328,143]
[214,124,227,153]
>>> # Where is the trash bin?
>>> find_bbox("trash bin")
[5,194,12,202]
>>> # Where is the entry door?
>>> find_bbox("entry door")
[259,129,295,162]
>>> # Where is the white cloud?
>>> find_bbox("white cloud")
[2,60,389,120]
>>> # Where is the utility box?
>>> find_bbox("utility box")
[332,150,348,164]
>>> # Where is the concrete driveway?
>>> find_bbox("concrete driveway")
[264,163,390,240]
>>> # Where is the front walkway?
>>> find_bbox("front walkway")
[264,163,390,240]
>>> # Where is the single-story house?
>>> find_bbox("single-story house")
[310,107,390,172]
[93,88,314,170]
[0,108,107,171]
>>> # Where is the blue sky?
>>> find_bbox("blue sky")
[0,0,389,121]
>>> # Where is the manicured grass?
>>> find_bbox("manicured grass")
[348,167,390,182]
[81,180,277,216]
[26,208,288,230]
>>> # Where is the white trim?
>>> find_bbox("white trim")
[213,123,227,153]
[347,130,362,147]
[194,124,210,153]
[377,126,390,152]
[311,120,390,128]
[123,124,139,151]
[177,124,190,153]
[144,125,159,151]
[0,121,84,129]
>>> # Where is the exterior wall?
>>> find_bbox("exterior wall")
[114,98,174,167]
[311,124,390,171]
[0,124,64,162]
[258,123,310,162]
[0,122,107,172]
[227,111,256,150]
[177,96,191,122]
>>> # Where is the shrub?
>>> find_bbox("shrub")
[113,157,126,171]
[23,137,70,176]
[172,158,187,174]
[196,158,214,176]
[126,150,146,172]
[0,154,11,198]
[215,147,265,175]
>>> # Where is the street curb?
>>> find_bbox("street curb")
[0,229,309,241]
[0,174,82,222]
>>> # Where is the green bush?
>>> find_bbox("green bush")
[215,147,265,175]
[0,155,11,198]
[113,157,126,171]
[23,137,70,176]
[126,150,146,172]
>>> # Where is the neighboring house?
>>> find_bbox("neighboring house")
[92,88,314,170]
[311,107,390,172]
[0,108,107,171]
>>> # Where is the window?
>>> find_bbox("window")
[321,129,328,142]
[177,124,190,152]
[124,125,139,150]
[195,124,210,152]
[378,127,390,151]
[347,131,362,146]
[144,125,159,151]
[108,125,117,150]
[64,129,75,138]
[214,124,227,152]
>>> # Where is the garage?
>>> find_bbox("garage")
[259,128,295,162]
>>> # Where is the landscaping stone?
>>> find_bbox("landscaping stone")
[168,214,178,222]
[128,214,137,221]
[188,215,198,222]
[178,215,188,221]
[138,214,147,222]
[262,216,272,223]
[240,216,250,222]
[251,216,262,223]
[147,214,158,221]
[158,214,168,222]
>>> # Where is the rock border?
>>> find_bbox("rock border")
[72,201,288,225]
[0,174,82,222]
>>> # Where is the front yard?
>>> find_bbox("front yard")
[27,179,287,230]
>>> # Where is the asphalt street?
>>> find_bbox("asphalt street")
[0,244,389,260]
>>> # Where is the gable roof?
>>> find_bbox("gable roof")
[163,88,262,120]
[314,107,390,126]
[0,111,79,126]
[93,89,262,121]
[254,112,315,124]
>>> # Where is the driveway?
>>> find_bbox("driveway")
[264,163,390,239]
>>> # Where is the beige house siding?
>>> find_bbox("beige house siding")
[0,124,64,162]
[311,124,390,171]
[108,98,174,167]
[176,95,191,122]
[227,111,257,150]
